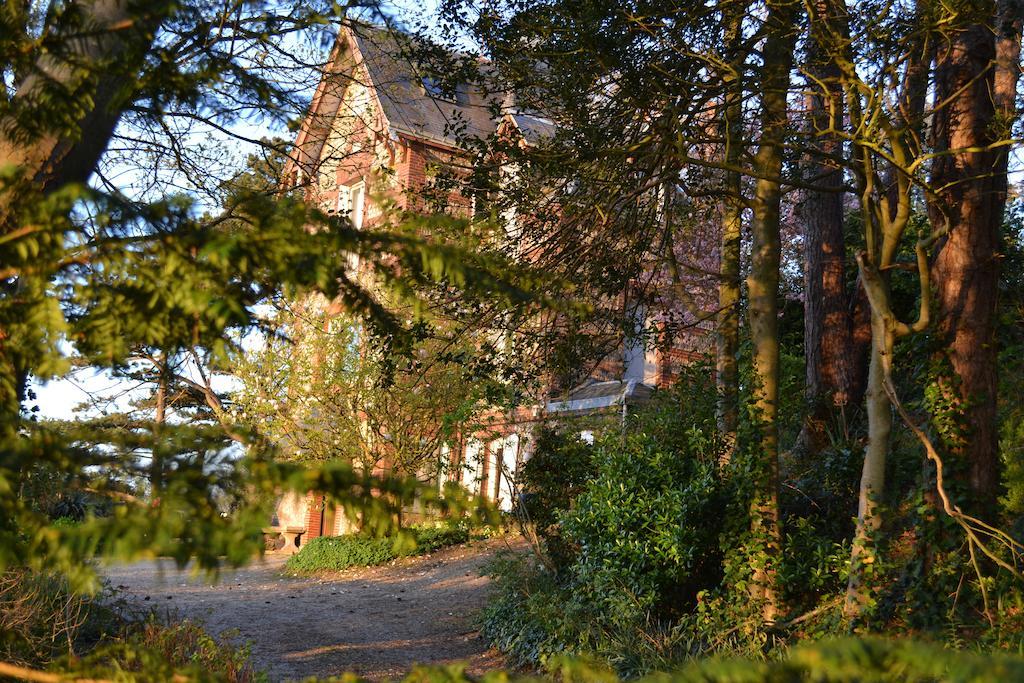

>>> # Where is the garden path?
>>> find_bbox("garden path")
[103,537,521,681]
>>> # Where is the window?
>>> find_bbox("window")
[335,181,365,228]
[421,76,468,104]
[350,182,365,229]
[422,76,444,99]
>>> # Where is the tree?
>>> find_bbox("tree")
[928,0,1023,510]
[797,0,864,456]
[1,0,531,590]
[232,305,490,484]
[743,0,800,622]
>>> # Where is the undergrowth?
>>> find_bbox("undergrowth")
[284,523,471,574]
[35,635,1024,681]
[0,567,265,682]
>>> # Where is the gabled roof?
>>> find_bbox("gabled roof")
[348,25,501,148]
[507,112,555,146]
[291,23,553,172]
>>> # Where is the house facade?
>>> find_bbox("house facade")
[270,24,715,542]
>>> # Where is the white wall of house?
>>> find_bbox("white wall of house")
[273,491,308,529]
[462,438,483,492]
[491,433,520,512]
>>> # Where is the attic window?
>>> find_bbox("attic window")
[421,76,469,105]
[422,76,446,99]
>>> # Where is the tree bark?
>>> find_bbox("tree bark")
[716,11,743,460]
[152,354,168,493]
[929,0,1018,508]
[844,311,892,615]
[0,0,168,201]
[745,0,798,623]
[800,0,855,454]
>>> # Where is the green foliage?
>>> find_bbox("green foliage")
[481,554,590,669]
[563,431,725,618]
[999,205,1024,519]
[40,634,1024,682]
[284,524,471,574]
[473,629,1024,682]
[486,374,739,676]
[285,535,397,573]
[518,427,596,570]
[1,0,551,615]
[413,524,473,554]
[231,307,492,481]
[59,619,266,683]
[661,637,1024,682]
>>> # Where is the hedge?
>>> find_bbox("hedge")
[284,524,470,574]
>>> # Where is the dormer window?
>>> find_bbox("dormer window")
[422,76,445,99]
[421,76,470,105]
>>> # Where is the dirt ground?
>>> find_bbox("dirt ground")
[102,537,523,682]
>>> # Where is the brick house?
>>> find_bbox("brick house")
[271,24,715,541]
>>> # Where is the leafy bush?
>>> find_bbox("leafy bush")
[448,634,1024,682]
[284,523,471,573]
[485,389,731,675]
[481,553,581,668]
[518,427,596,570]
[414,524,472,553]
[33,629,1024,681]
[285,535,397,573]
[563,431,725,619]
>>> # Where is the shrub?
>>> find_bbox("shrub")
[517,427,596,570]
[0,569,90,667]
[563,431,725,620]
[483,370,744,676]
[39,634,1024,682]
[55,619,266,683]
[413,524,472,553]
[0,567,264,682]
[285,535,397,573]
[481,553,582,668]
[484,399,730,676]
[284,523,471,574]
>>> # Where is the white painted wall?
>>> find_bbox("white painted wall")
[462,439,483,492]
[273,491,308,529]
[491,433,520,512]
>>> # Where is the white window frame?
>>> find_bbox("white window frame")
[350,181,365,229]
[335,182,365,229]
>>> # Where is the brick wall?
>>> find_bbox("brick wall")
[304,493,323,539]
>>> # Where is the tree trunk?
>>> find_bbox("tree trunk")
[152,355,168,494]
[929,0,1016,509]
[745,0,798,623]
[800,0,854,454]
[716,12,743,460]
[844,315,892,615]
[839,0,931,616]
[0,0,168,201]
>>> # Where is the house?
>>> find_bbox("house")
[270,24,715,544]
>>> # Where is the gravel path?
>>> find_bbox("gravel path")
[102,538,519,681]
